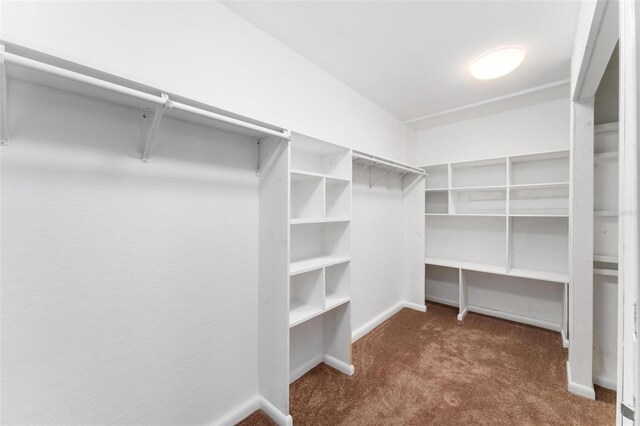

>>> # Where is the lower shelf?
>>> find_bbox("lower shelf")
[289,303,323,328]
[290,256,350,276]
[425,257,568,283]
[425,257,505,275]
[289,297,351,328]
[325,294,350,310]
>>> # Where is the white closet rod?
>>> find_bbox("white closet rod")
[352,150,426,176]
[0,51,290,140]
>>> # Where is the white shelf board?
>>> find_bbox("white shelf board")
[425,213,506,217]
[509,182,569,189]
[594,268,619,277]
[290,169,350,182]
[594,152,619,162]
[425,257,506,275]
[594,210,619,217]
[289,302,324,328]
[509,213,570,218]
[290,256,351,276]
[289,296,351,328]
[325,294,351,311]
[425,258,568,283]
[506,268,568,283]
[450,185,506,191]
[290,218,350,225]
[594,254,618,263]
[425,188,448,192]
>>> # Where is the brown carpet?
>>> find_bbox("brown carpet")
[238,303,615,425]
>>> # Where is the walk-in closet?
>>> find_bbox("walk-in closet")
[0,1,637,425]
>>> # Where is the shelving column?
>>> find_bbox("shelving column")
[288,133,354,385]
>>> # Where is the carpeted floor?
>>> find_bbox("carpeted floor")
[238,303,616,425]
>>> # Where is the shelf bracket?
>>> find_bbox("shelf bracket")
[0,45,8,146]
[370,168,390,188]
[357,162,373,179]
[257,133,289,177]
[141,93,172,163]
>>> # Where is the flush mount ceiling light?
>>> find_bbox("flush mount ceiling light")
[470,47,525,80]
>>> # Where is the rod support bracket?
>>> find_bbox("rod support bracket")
[141,93,172,163]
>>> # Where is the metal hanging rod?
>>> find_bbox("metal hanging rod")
[352,150,426,176]
[0,50,290,158]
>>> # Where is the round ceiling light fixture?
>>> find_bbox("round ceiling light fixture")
[470,47,525,80]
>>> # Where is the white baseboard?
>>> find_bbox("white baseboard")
[425,295,459,308]
[561,330,569,348]
[323,354,355,376]
[467,305,562,332]
[352,300,427,343]
[403,301,427,312]
[566,361,596,400]
[593,374,617,391]
[289,354,323,384]
[260,396,293,426]
[352,301,404,342]
[212,395,260,426]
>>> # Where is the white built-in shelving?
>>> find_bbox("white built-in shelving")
[258,133,354,423]
[288,134,354,383]
[592,122,619,390]
[422,150,570,337]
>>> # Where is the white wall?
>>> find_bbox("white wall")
[1,80,260,424]
[0,0,406,161]
[351,173,405,332]
[415,95,570,166]
[415,93,570,327]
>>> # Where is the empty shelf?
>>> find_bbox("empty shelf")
[289,302,323,328]
[450,185,506,191]
[594,152,618,162]
[290,169,350,182]
[325,294,350,311]
[425,258,568,283]
[509,182,569,189]
[425,257,506,275]
[290,217,350,225]
[506,268,568,283]
[594,268,618,277]
[290,256,351,276]
[594,254,618,263]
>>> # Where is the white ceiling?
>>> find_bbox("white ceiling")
[223,1,580,123]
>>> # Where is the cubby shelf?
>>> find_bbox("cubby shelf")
[290,218,351,225]
[451,185,506,191]
[290,256,351,276]
[594,152,618,162]
[325,294,350,310]
[290,169,350,182]
[289,295,351,328]
[289,302,324,328]
[594,254,618,263]
[509,182,569,189]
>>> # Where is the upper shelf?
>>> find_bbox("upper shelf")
[422,149,570,190]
